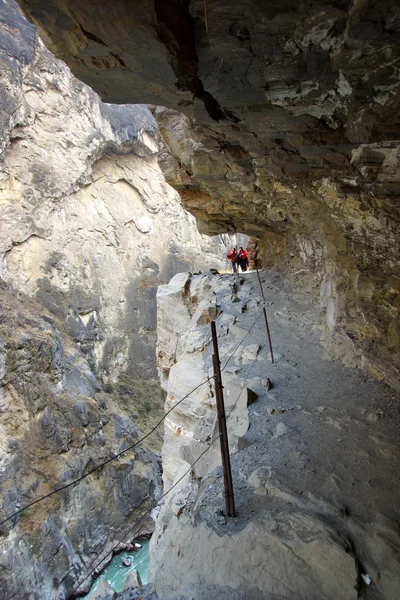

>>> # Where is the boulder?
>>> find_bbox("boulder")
[92,579,116,600]
[121,569,143,592]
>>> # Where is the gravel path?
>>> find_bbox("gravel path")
[225,270,400,525]
[121,269,400,600]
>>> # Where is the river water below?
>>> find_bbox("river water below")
[84,540,150,597]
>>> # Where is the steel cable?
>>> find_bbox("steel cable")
[0,313,262,527]
[72,346,264,595]
[70,434,221,595]
[0,379,211,527]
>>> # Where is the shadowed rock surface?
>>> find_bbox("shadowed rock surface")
[13,0,400,389]
[0,279,162,599]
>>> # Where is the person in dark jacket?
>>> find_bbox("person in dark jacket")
[235,247,240,271]
[238,247,248,272]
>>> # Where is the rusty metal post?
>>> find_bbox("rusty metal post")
[255,267,275,363]
[211,321,236,517]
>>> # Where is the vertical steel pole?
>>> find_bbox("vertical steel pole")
[255,267,275,364]
[211,321,236,517]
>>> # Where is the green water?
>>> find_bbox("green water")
[84,540,150,597]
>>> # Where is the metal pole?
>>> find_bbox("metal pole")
[211,321,236,517]
[255,267,275,364]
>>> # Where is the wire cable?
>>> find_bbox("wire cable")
[0,313,261,527]
[71,434,221,595]
[73,348,263,594]
[0,378,212,526]
[2,308,266,597]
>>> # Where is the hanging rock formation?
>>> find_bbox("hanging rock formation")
[14,0,400,389]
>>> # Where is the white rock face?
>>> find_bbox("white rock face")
[0,16,227,382]
[156,272,257,491]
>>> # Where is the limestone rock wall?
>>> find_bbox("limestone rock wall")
[156,272,255,491]
[15,0,400,389]
[0,3,228,598]
[0,1,227,382]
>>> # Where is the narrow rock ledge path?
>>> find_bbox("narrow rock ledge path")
[130,269,400,600]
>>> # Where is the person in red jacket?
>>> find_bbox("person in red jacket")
[238,247,248,272]
[227,248,237,272]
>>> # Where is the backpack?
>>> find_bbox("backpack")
[227,250,234,259]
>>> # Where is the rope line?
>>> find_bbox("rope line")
[0,312,261,527]
[73,348,262,594]
[0,379,211,526]
[71,435,221,594]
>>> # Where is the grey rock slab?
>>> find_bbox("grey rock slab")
[121,569,142,592]
[92,579,117,599]
[274,422,292,438]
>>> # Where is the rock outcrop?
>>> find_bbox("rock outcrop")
[0,1,227,383]
[150,270,400,599]
[0,279,161,599]
[14,0,400,388]
[0,3,228,598]
[156,272,257,492]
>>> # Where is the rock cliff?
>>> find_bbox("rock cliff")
[14,0,400,388]
[0,278,162,599]
[0,0,227,383]
[150,270,400,600]
[0,2,228,598]
[1,1,399,598]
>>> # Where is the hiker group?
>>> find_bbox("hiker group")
[227,247,249,273]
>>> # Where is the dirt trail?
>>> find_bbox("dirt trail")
[196,268,400,599]
[230,270,400,519]
[123,269,400,600]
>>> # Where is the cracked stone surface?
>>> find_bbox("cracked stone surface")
[13,0,400,388]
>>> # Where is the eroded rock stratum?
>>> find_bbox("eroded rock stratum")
[15,0,400,388]
[0,3,227,598]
